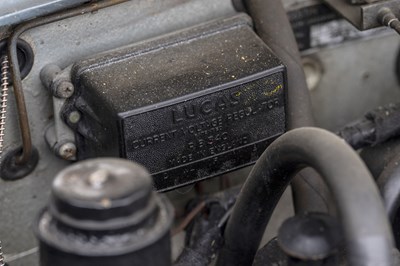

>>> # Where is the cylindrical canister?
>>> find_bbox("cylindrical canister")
[35,158,173,266]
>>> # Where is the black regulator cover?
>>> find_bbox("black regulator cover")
[64,14,286,191]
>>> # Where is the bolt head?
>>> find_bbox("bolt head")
[58,142,77,161]
[55,81,74,98]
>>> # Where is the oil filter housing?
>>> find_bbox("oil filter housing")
[64,14,286,191]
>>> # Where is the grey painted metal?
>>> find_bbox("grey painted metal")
[1,0,400,265]
[0,0,89,27]
[41,65,76,160]
[348,0,383,6]
[308,33,400,131]
[0,1,237,265]
[285,0,400,130]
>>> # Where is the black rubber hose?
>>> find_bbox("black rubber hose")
[217,128,394,266]
[337,103,400,150]
[376,149,400,248]
[242,0,332,214]
[378,153,400,222]
[242,0,312,128]
[361,138,400,179]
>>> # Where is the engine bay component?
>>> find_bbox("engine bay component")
[41,64,77,162]
[378,8,400,34]
[35,158,173,266]
[253,213,342,266]
[0,0,130,182]
[0,39,34,84]
[2,0,400,264]
[277,213,341,263]
[218,128,394,266]
[65,15,286,191]
[0,56,9,162]
[324,0,400,31]
[0,241,4,266]
[337,102,400,149]
[378,152,400,248]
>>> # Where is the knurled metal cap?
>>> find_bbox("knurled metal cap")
[49,158,154,230]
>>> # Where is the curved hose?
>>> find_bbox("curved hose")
[217,127,394,266]
[378,153,400,222]
[377,153,400,249]
[242,0,332,214]
[361,138,400,179]
[242,0,313,128]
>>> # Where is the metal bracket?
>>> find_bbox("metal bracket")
[41,65,77,161]
[324,0,400,30]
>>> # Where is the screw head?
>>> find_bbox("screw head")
[55,81,74,98]
[58,142,77,161]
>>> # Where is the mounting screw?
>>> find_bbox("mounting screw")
[55,81,74,98]
[58,142,76,161]
[68,111,81,124]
